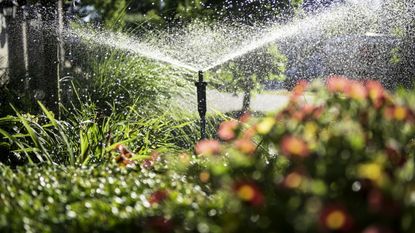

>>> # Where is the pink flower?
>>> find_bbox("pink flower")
[280,136,310,158]
[327,76,349,93]
[234,139,256,155]
[195,139,221,155]
[346,80,367,101]
[149,190,168,205]
[218,120,238,141]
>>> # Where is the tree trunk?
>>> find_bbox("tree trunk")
[242,91,251,114]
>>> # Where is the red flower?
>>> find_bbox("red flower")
[218,120,238,141]
[234,181,264,207]
[149,190,168,205]
[319,204,353,232]
[327,76,349,93]
[195,139,221,155]
[280,136,310,157]
[234,139,256,155]
[366,80,385,108]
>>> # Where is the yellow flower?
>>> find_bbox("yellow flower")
[326,210,346,230]
[394,106,407,121]
[237,185,255,201]
[304,122,318,140]
[357,163,385,185]
[256,117,276,135]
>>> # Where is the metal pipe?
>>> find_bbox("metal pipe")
[195,70,207,140]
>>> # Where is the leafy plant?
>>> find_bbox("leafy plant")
[2,77,415,233]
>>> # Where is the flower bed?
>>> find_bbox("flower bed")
[1,77,415,233]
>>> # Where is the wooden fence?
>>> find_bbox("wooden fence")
[0,0,64,115]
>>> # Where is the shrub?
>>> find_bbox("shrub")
[194,77,415,232]
[2,77,415,233]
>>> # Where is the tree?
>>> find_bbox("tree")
[126,0,304,28]
[208,44,287,113]
[81,0,127,28]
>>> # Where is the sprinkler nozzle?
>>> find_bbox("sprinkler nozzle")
[198,70,204,82]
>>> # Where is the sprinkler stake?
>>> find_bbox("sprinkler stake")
[195,71,207,140]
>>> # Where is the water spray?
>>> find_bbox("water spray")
[195,70,207,140]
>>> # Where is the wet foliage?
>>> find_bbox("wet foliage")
[1,78,415,232]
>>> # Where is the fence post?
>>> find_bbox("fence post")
[40,0,64,117]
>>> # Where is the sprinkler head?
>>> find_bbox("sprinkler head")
[195,71,207,140]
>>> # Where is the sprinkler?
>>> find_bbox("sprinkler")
[195,70,207,140]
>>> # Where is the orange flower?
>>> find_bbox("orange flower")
[319,205,352,232]
[199,171,210,183]
[149,190,169,205]
[283,171,304,189]
[234,139,256,155]
[114,144,135,167]
[327,76,349,93]
[346,80,367,101]
[195,139,221,155]
[366,80,385,108]
[393,106,408,121]
[218,120,238,141]
[384,106,409,121]
[234,181,264,207]
[291,80,308,101]
[280,136,310,157]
